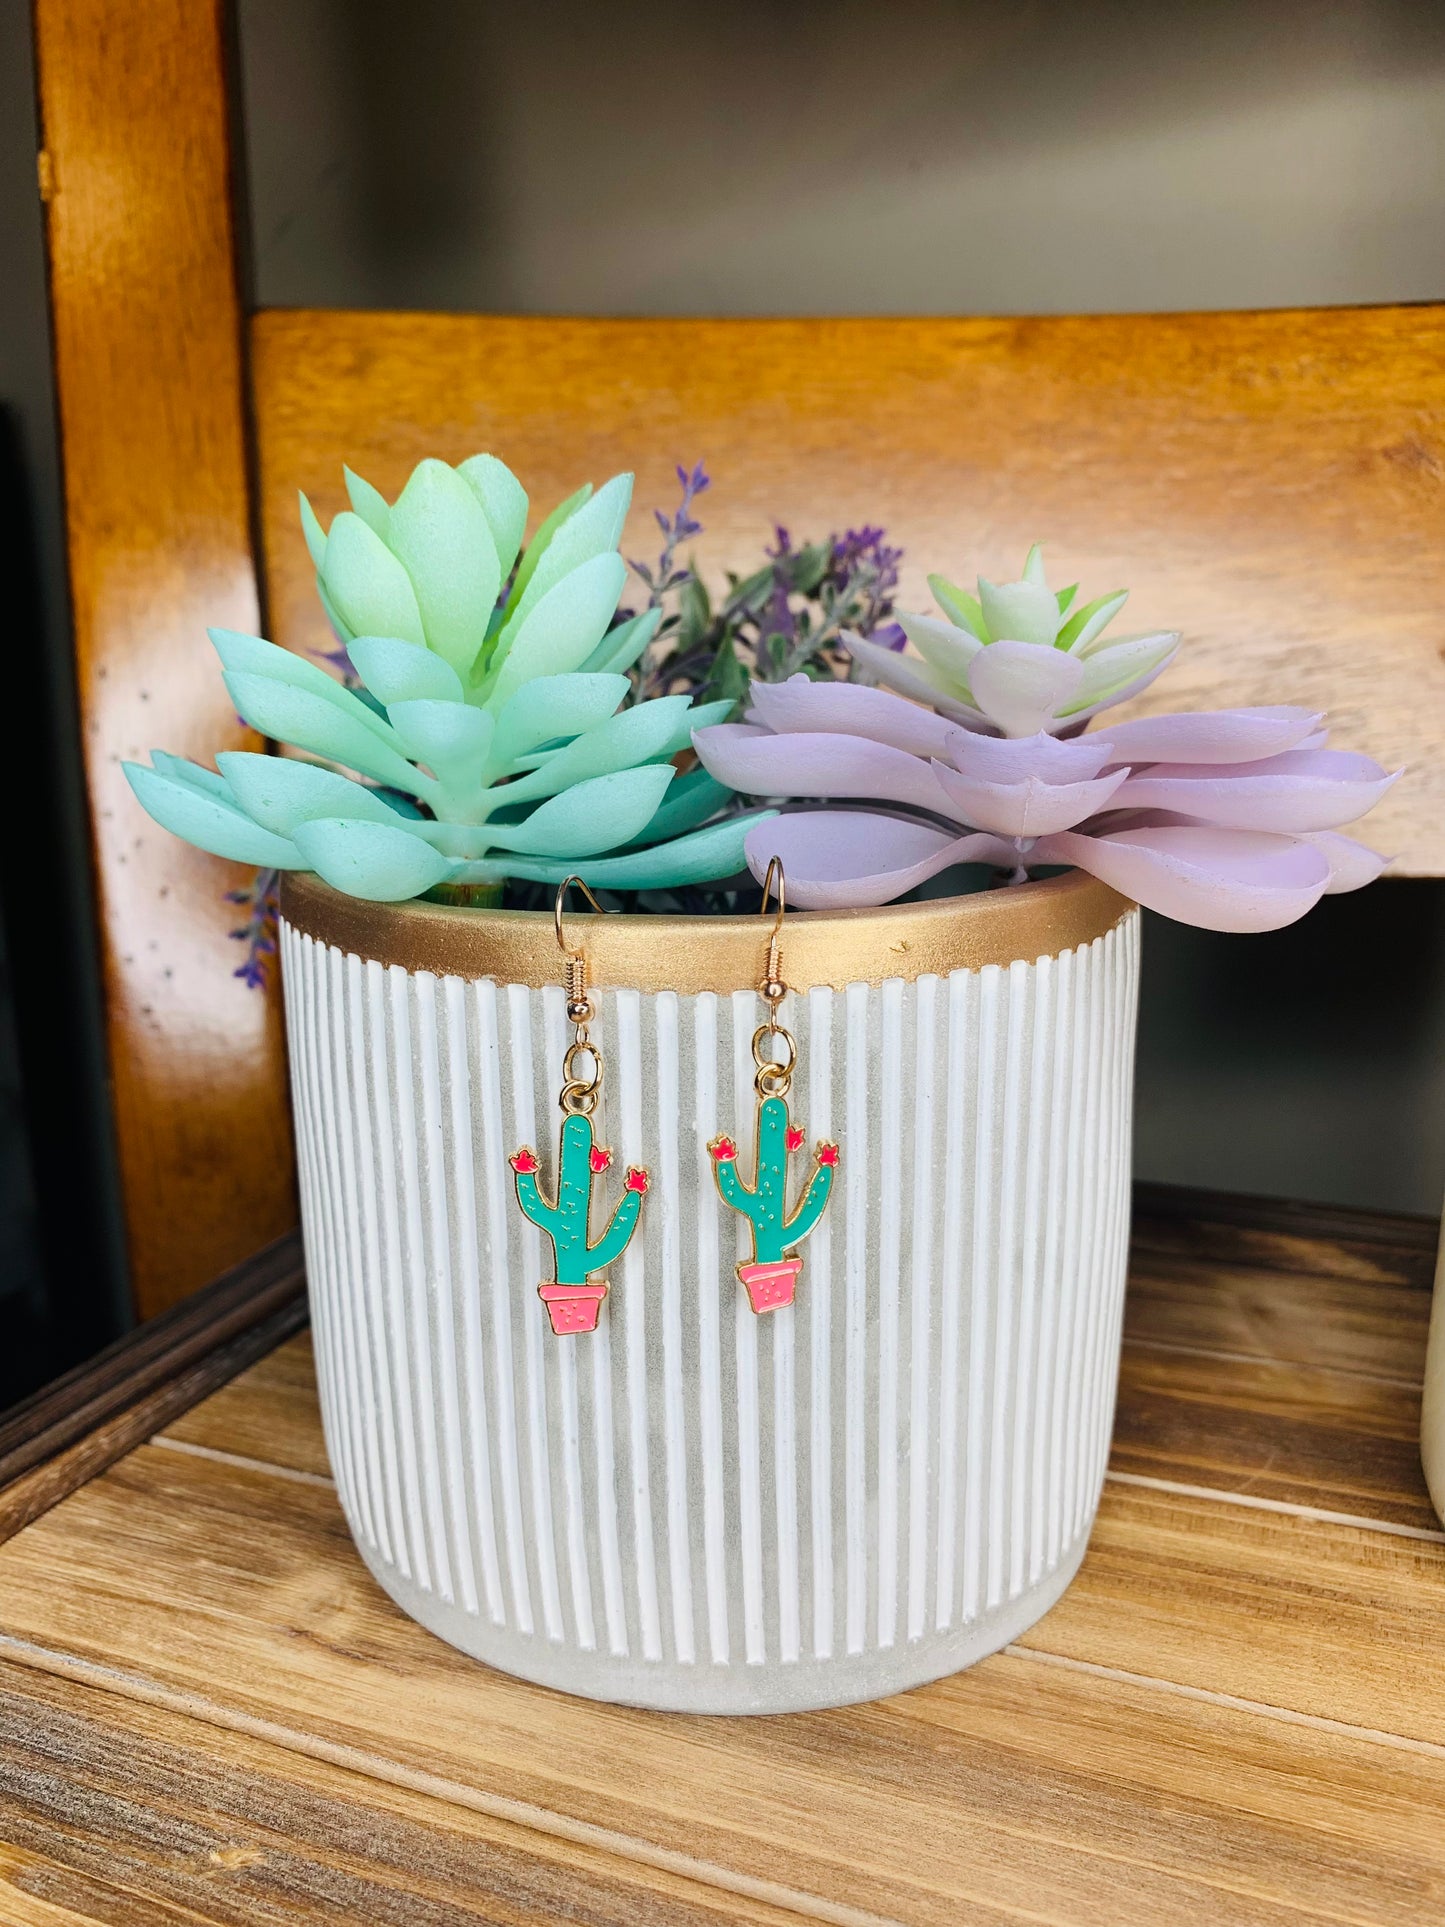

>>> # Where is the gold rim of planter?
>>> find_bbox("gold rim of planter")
[279,868,1134,994]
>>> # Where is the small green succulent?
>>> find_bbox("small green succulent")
[125,456,770,901]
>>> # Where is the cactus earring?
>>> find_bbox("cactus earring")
[708,858,838,1314]
[509,878,649,1335]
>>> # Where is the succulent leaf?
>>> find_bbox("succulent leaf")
[499,473,633,643]
[216,751,407,834]
[927,574,986,639]
[289,817,459,901]
[223,671,425,794]
[899,612,983,686]
[488,672,628,772]
[504,480,592,616]
[124,759,304,869]
[458,454,529,578]
[579,606,662,677]
[1056,588,1127,653]
[209,628,387,719]
[346,634,465,706]
[486,552,627,707]
[298,493,328,569]
[500,812,770,890]
[626,767,733,846]
[502,696,691,804]
[482,765,674,857]
[386,698,495,782]
[977,576,1064,646]
[386,458,502,678]
[315,573,355,647]
[149,749,236,801]
[320,512,426,647]
[341,466,392,540]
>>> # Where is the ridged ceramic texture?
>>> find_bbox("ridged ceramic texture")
[279,909,1140,1713]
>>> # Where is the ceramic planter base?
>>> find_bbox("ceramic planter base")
[280,872,1138,1716]
[356,1527,1092,1715]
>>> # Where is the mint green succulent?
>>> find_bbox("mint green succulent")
[123,455,771,900]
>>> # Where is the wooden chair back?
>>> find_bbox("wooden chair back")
[36,2,1445,1317]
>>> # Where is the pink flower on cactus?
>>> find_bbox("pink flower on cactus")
[625,1166,649,1193]
[510,1148,539,1174]
[590,1144,613,1173]
[817,1142,840,1167]
[709,1136,737,1162]
[785,1124,805,1152]
[691,545,1400,935]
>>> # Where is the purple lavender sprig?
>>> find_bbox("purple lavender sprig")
[225,867,280,989]
[634,464,906,703]
[630,460,710,606]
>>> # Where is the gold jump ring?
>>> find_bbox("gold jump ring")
[752,1022,795,1097]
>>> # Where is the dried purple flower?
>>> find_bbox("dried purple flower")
[225,866,281,988]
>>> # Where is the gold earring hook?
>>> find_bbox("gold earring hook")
[554,875,604,958]
[556,875,604,1017]
[758,856,787,1014]
[554,876,606,1113]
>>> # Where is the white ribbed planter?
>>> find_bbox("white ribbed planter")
[278,873,1139,1714]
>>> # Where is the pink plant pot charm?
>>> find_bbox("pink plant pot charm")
[736,1257,804,1314]
[537,1281,609,1335]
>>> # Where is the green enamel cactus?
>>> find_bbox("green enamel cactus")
[708,1096,838,1266]
[510,1114,648,1286]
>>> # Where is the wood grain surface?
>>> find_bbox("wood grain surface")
[0,1235,305,1547]
[252,306,1445,873]
[0,1200,1440,1924]
[33,0,295,1318]
[0,1661,800,1927]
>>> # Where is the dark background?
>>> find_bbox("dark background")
[2,0,1442,1400]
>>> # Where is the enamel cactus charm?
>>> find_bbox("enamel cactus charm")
[511,1115,649,1334]
[709,1097,838,1313]
[511,878,649,1334]
[708,855,838,1313]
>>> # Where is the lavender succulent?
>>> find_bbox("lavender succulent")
[124,456,770,904]
[847,544,1178,733]
[694,547,1398,932]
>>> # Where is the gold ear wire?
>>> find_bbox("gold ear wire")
[758,856,787,1012]
[554,876,606,1115]
[554,875,604,1025]
[753,856,794,1098]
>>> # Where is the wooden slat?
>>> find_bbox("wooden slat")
[2,1447,1444,1925]
[0,1660,802,1927]
[1113,1339,1435,1530]
[162,1330,330,1482]
[253,307,1445,872]
[1131,1180,1440,1289]
[33,0,295,1317]
[0,1236,305,1547]
[0,1235,305,1491]
[1117,1226,1439,1531]
[2,1194,1442,1924]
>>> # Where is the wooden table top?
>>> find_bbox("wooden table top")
[0,1188,1440,1925]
